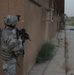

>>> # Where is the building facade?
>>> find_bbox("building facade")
[0,0,64,75]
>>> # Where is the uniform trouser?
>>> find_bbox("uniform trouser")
[2,58,17,75]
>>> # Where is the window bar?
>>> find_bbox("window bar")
[29,0,41,7]
[29,0,50,12]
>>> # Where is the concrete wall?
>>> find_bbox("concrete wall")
[0,0,61,75]
[23,1,47,75]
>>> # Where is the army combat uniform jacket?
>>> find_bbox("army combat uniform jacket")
[0,27,24,75]
[0,27,23,61]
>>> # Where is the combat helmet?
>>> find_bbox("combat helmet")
[4,15,19,26]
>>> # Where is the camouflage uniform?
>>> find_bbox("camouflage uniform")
[0,15,23,75]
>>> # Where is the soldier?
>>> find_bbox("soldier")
[0,15,23,75]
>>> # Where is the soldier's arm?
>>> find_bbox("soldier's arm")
[7,35,24,56]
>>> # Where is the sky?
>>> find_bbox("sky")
[65,0,74,17]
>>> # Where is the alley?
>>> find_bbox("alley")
[0,0,65,75]
[29,29,74,75]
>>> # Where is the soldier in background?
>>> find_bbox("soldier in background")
[59,14,65,29]
[0,15,23,75]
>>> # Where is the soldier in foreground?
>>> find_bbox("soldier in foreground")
[0,15,24,75]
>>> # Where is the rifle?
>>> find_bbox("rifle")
[16,28,31,56]
[19,28,31,43]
